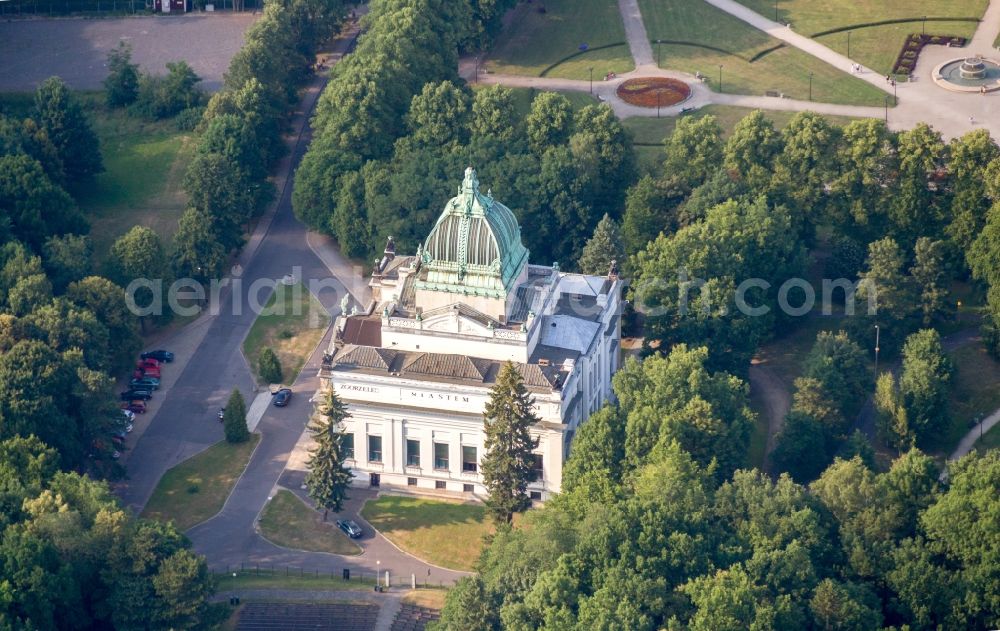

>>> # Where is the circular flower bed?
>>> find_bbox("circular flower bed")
[615,77,691,107]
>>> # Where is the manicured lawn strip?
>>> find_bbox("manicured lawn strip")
[215,570,378,591]
[735,0,987,37]
[481,87,599,119]
[361,495,491,572]
[258,490,362,556]
[625,106,865,174]
[976,423,1000,454]
[638,0,888,105]
[816,22,980,75]
[734,0,987,74]
[487,0,634,80]
[242,283,330,385]
[747,385,769,470]
[931,343,1000,455]
[141,434,260,531]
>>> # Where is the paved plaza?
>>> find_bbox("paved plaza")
[0,13,257,91]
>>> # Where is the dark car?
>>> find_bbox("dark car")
[141,350,174,363]
[336,519,363,538]
[129,377,160,390]
[273,388,292,407]
[120,389,153,401]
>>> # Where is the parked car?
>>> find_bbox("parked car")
[138,366,161,379]
[141,350,174,363]
[273,388,292,407]
[336,519,363,538]
[137,358,159,369]
[121,401,146,414]
[129,377,160,390]
[122,409,136,424]
[120,389,153,401]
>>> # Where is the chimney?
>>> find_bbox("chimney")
[384,235,396,261]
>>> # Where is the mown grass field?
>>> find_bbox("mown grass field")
[933,342,1000,456]
[626,105,864,174]
[141,435,260,531]
[258,490,362,556]
[360,495,495,572]
[735,0,988,74]
[638,0,888,106]
[242,282,330,385]
[487,0,634,80]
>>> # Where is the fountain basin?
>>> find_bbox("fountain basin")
[933,57,1000,92]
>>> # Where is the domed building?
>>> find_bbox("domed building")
[318,167,622,501]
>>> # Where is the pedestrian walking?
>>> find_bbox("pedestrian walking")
[970,115,975,124]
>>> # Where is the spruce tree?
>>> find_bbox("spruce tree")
[258,347,283,384]
[305,389,354,520]
[482,362,539,526]
[577,213,624,276]
[223,388,249,443]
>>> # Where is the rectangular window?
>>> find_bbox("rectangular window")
[531,454,544,481]
[435,480,446,490]
[406,439,420,467]
[368,435,382,463]
[463,484,475,493]
[530,491,542,501]
[462,445,478,473]
[407,477,417,486]
[342,433,354,459]
[434,442,449,470]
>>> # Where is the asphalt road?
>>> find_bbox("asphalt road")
[115,18,469,585]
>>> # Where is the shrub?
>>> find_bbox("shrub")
[174,106,205,131]
[223,389,250,443]
[133,61,203,119]
[259,347,283,384]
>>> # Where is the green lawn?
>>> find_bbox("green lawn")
[215,570,377,591]
[735,0,987,74]
[625,105,865,174]
[141,435,260,531]
[638,0,889,106]
[931,343,1000,455]
[976,423,1000,455]
[361,495,493,572]
[242,282,330,385]
[0,91,193,262]
[487,0,634,80]
[258,490,362,556]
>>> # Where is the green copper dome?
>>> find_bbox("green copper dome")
[417,167,529,299]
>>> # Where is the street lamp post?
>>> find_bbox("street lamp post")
[589,67,594,94]
[657,39,662,67]
[808,72,813,100]
[774,0,777,21]
[718,64,723,93]
[884,96,889,122]
[874,325,881,378]
[922,15,927,35]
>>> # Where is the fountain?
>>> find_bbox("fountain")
[934,55,1000,92]
[960,57,987,80]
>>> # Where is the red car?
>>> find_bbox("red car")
[141,366,161,379]
[138,358,159,370]
[121,401,146,414]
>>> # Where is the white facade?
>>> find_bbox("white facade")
[318,168,622,501]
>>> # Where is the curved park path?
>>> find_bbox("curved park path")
[469,0,1000,140]
[115,15,467,586]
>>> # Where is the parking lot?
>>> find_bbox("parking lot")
[0,13,257,92]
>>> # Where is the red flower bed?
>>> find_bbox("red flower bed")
[615,77,691,107]
[893,33,967,75]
